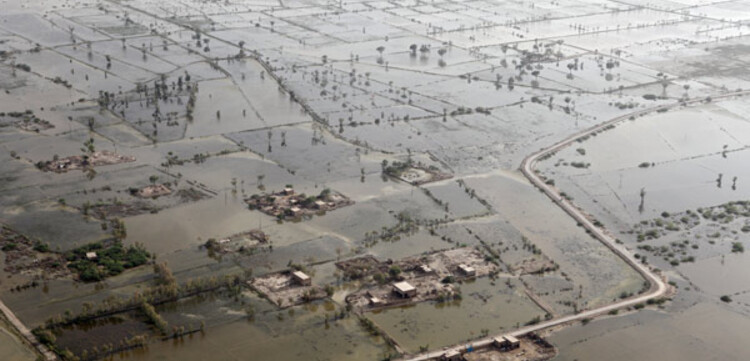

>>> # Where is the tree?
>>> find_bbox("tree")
[257,174,265,190]
[437,48,447,67]
[153,262,176,286]
[388,265,401,279]
[82,138,95,155]
[376,46,386,65]
[639,188,646,213]
[149,175,158,185]
[409,44,417,56]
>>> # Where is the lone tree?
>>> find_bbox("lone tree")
[660,75,669,98]
[437,48,447,67]
[409,44,417,56]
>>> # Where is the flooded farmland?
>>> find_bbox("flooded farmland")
[2,0,750,360]
[0,319,35,361]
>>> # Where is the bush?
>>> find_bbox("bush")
[525,315,541,325]
[720,295,732,303]
[34,328,56,345]
[78,263,103,282]
[388,265,401,279]
[14,63,31,72]
[373,273,386,284]
[33,242,50,253]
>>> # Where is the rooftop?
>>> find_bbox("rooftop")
[292,271,310,280]
[393,281,416,293]
[503,335,519,344]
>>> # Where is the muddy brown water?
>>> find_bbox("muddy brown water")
[0,323,35,361]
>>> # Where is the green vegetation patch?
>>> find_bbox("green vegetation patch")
[66,241,150,282]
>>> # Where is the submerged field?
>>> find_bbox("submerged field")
[2,0,750,360]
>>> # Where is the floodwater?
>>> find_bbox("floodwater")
[463,171,644,308]
[368,277,544,353]
[539,100,750,222]
[124,194,269,256]
[120,297,392,361]
[0,323,35,361]
[549,302,750,361]
[4,0,750,360]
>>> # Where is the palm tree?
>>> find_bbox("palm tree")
[661,76,669,98]
[639,188,646,213]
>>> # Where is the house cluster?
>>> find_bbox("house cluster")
[248,269,322,308]
[439,335,521,361]
[246,187,352,219]
[41,151,136,173]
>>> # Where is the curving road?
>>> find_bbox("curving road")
[401,90,750,361]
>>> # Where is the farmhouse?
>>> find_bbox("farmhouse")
[393,281,417,298]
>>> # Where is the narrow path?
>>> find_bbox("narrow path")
[523,288,557,319]
[400,90,750,361]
